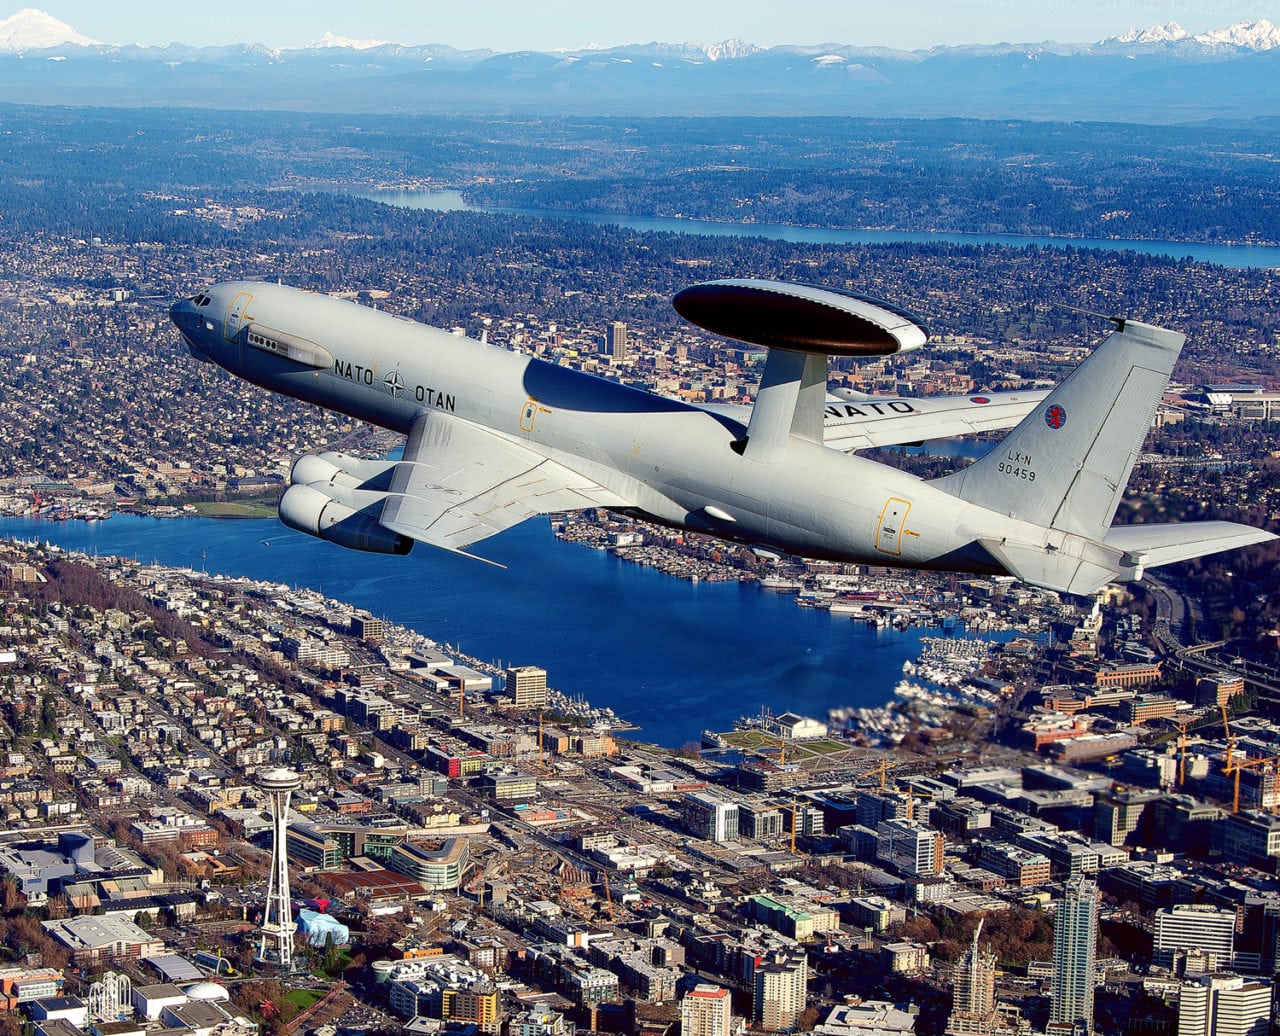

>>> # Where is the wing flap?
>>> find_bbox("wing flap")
[380,411,625,552]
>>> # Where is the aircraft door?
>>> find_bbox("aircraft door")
[225,291,253,343]
[875,497,911,556]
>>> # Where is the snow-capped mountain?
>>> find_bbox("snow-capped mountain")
[1107,18,1280,50]
[701,39,759,62]
[0,7,1277,121]
[309,30,394,51]
[1194,18,1280,50]
[0,7,97,50]
[1110,22,1189,45]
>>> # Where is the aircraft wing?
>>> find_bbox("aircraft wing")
[821,390,1051,450]
[379,411,626,558]
[702,389,1050,451]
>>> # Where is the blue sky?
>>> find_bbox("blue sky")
[32,0,1280,51]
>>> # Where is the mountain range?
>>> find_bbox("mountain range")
[0,7,1277,121]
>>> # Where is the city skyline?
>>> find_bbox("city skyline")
[16,1,1280,53]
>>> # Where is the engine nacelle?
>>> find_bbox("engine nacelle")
[278,483,413,555]
[291,452,399,492]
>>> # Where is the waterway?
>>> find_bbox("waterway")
[0,514,935,748]
[361,189,1280,270]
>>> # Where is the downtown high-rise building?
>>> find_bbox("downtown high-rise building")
[606,321,629,362]
[1051,877,1099,1034]
[752,951,807,1032]
[946,921,998,1036]
[680,984,732,1036]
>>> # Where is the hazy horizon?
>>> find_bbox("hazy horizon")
[12,0,1279,53]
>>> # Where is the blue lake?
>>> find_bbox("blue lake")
[0,515,933,748]
[362,189,1280,270]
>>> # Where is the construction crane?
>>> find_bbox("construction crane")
[1219,701,1236,775]
[601,872,615,920]
[1226,754,1280,814]
[1172,721,1190,787]
[857,759,896,790]
[905,784,934,822]
[1170,720,1209,788]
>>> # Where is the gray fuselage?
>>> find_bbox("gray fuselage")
[175,281,1026,573]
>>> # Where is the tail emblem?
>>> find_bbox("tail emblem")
[1044,404,1067,430]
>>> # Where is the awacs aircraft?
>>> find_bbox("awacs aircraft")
[170,279,1274,596]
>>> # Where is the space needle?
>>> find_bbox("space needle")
[257,767,302,968]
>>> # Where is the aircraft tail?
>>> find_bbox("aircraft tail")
[934,318,1276,593]
[934,319,1182,542]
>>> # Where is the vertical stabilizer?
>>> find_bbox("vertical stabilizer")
[935,320,1184,541]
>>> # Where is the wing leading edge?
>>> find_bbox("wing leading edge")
[378,411,627,560]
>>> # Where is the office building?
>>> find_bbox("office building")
[350,612,388,642]
[1051,877,1099,1033]
[876,817,944,877]
[681,792,739,843]
[387,838,470,891]
[739,802,785,841]
[1221,810,1280,869]
[1153,905,1236,970]
[1176,975,1270,1036]
[505,666,548,709]
[1093,787,1160,846]
[857,788,912,828]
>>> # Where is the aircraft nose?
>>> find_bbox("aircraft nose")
[170,296,202,328]
[171,297,213,362]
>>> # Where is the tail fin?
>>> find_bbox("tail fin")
[934,319,1183,541]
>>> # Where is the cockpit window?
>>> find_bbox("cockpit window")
[189,293,212,307]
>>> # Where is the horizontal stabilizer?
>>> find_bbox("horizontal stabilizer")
[980,520,1276,596]
[979,537,1127,596]
[1104,522,1276,569]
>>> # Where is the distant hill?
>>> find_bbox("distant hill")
[0,8,1277,121]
